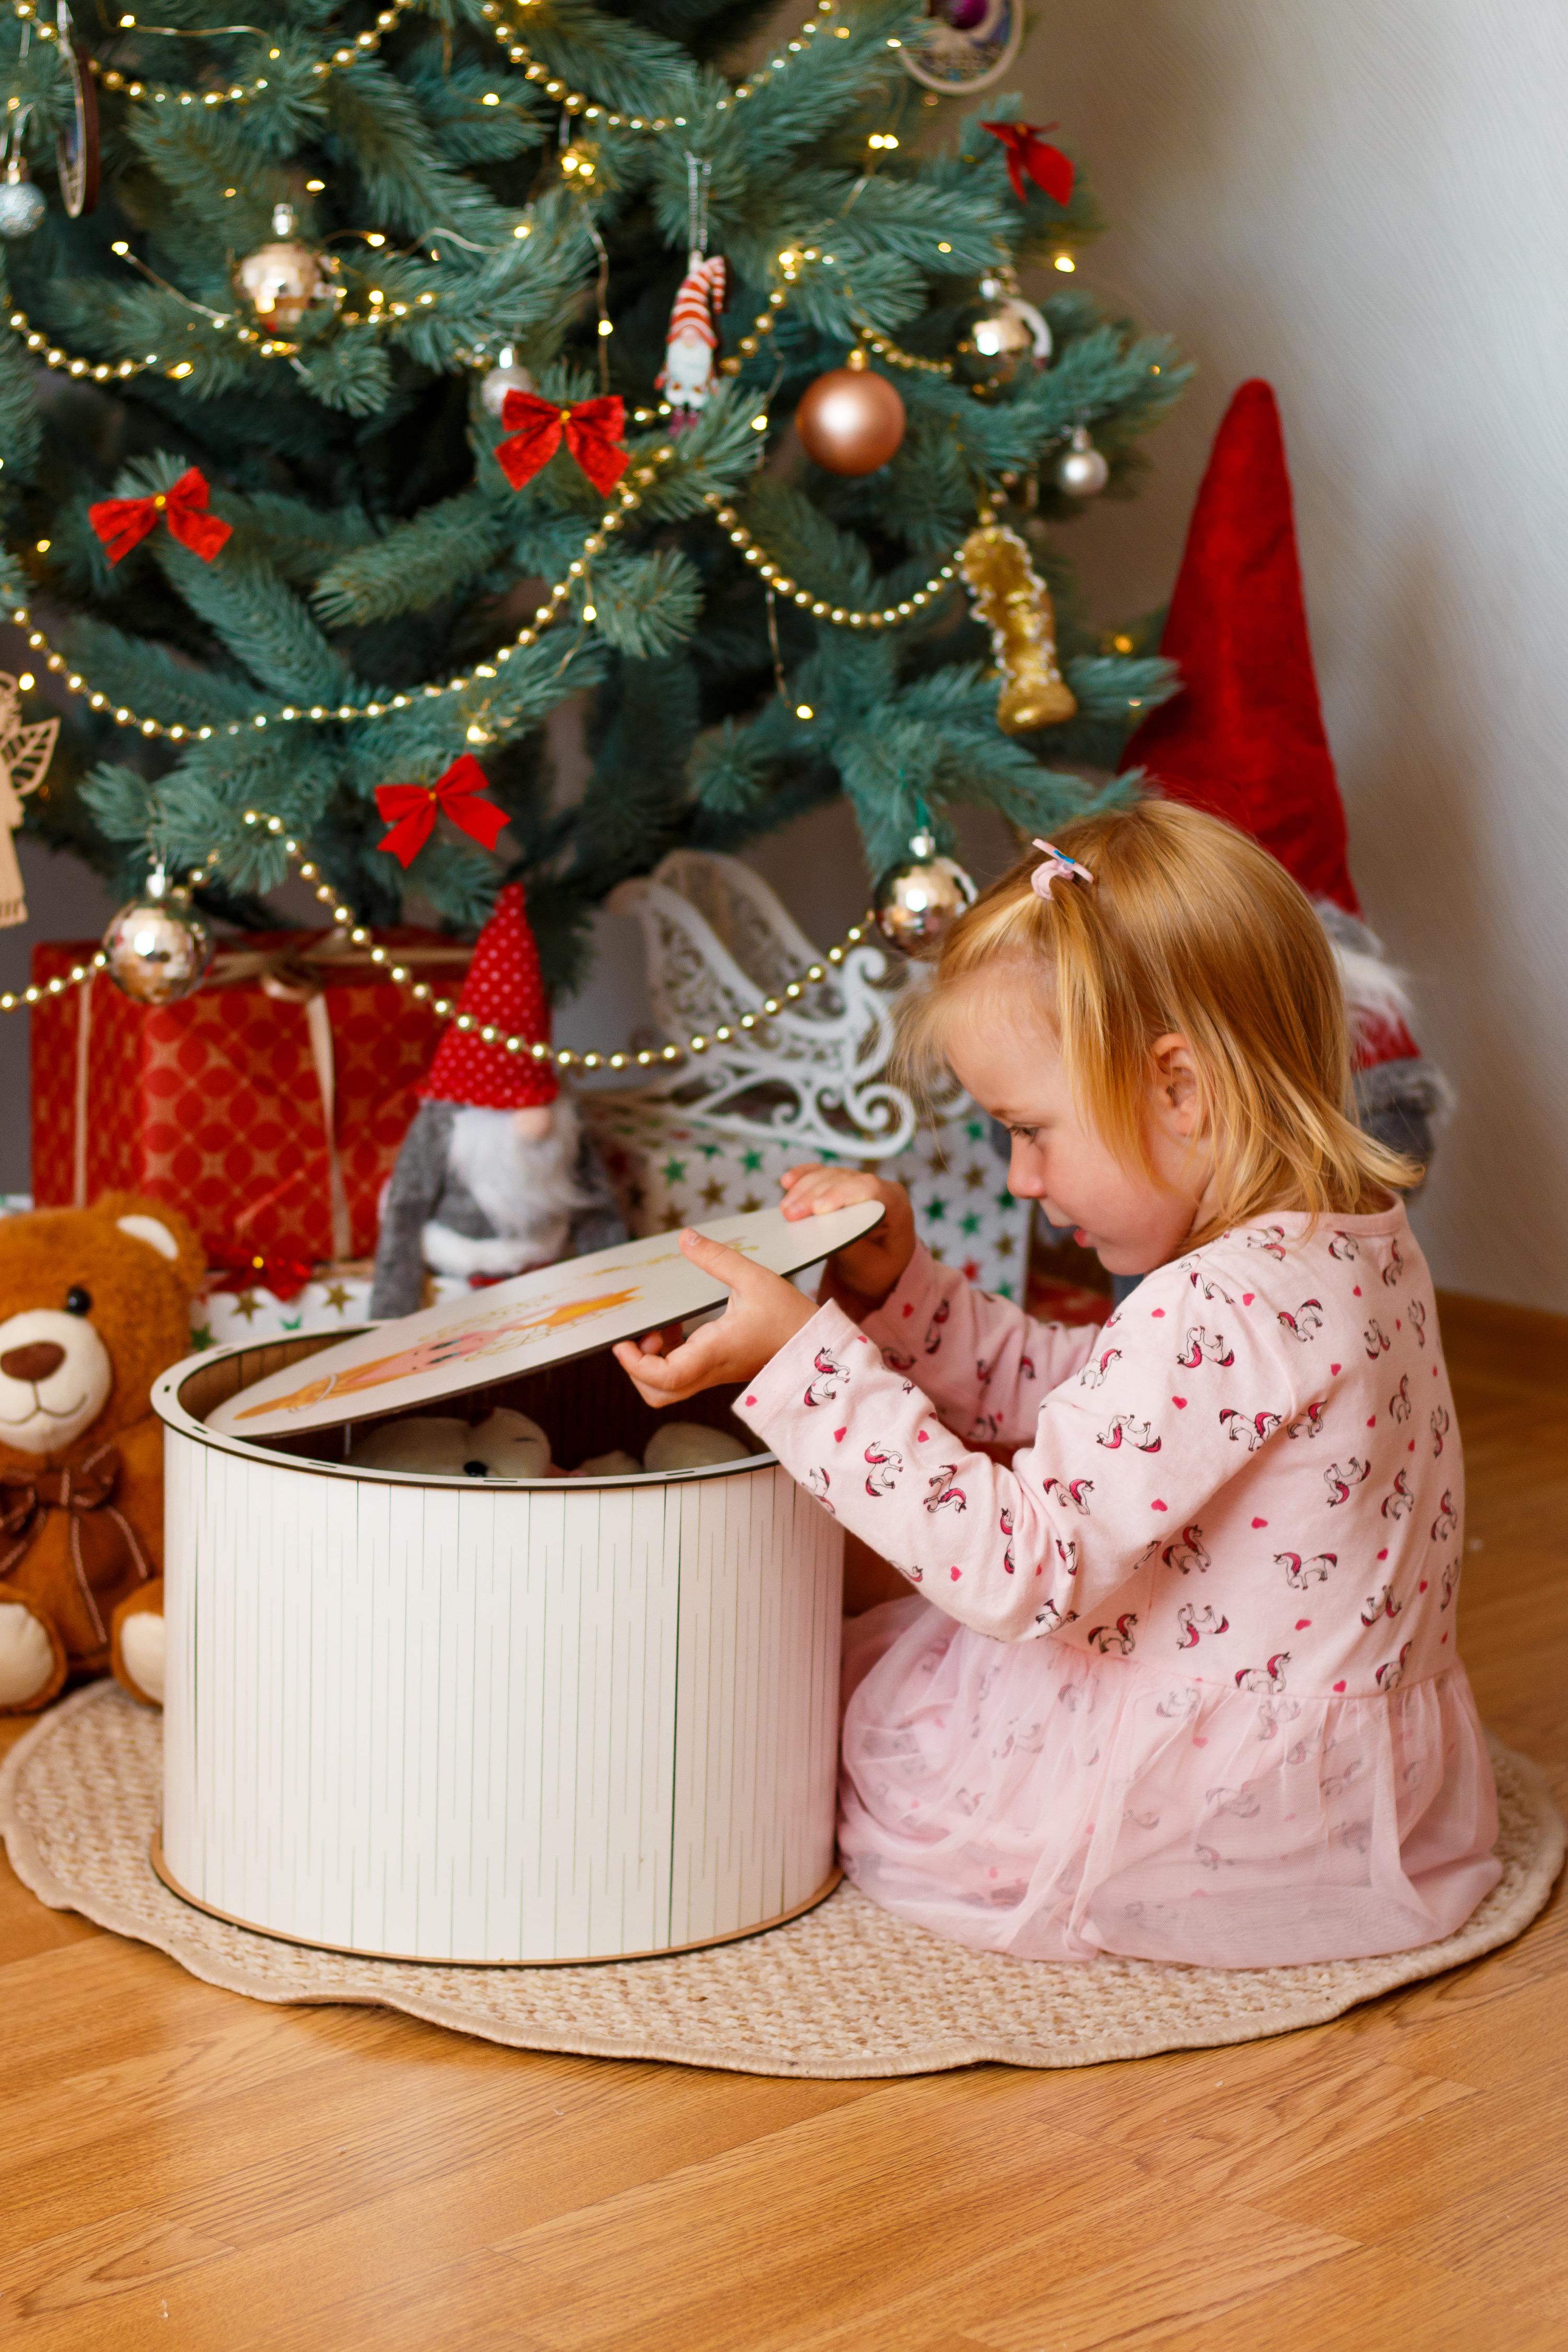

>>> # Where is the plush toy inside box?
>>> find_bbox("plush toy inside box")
[150,1206,875,1967]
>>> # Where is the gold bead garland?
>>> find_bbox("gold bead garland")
[472,0,897,132]
[4,457,674,739]
[10,0,416,106]
[704,492,958,629]
[0,949,108,1013]
[0,810,878,1066]
[9,0,883,125]
[856,320,953,378]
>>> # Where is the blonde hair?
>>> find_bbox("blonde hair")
[900,798,1419,1240]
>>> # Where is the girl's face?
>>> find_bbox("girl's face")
[946,989,1217,1277]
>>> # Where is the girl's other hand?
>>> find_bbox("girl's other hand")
[780,1164,916,1313]
[612,1229,818,1405]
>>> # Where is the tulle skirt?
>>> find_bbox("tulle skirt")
[839,1598,1502,1968]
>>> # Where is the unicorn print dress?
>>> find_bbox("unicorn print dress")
[734,1203,1500,1967]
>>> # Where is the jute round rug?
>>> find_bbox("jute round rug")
[3,1684,1562,2079]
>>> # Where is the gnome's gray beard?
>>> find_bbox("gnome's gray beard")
[421,1098,592,1278]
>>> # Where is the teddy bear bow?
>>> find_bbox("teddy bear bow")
[0,1443,153,1642]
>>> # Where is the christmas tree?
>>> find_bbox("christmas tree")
[0,0,1185,997]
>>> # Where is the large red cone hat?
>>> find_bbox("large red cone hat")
[1119,378,1360,914]
[1121,378,1421,1074]
[420,881,559,1110]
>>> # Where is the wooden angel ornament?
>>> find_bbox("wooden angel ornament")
[0,675,59,928]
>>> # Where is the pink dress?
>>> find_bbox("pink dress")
[735,1204,1500,1967]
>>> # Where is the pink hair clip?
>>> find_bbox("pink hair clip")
[1030,838,1094,900]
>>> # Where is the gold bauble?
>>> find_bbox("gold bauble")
[872,833,977,955]
[102,870,213,1006]
[795,349,906,477]
[959,521,1077,733]
[956,279,1050,392]
[234,201,328,329]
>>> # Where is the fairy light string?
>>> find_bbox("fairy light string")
[0,821,879,1069]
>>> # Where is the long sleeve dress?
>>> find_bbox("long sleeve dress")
[734,1203,1500,1968]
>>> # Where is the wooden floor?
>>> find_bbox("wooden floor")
[3,1290,1566,2351]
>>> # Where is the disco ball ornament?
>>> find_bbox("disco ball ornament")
[234,202,332,331]
[0,157,45,241]
[102,869,213,1006]
[795,348,906,477]
[479,343,535,418]
[1056,424,1110,497]
[872,832,977,955]
[957,276,1050,391]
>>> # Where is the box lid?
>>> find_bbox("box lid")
[205,1200,883,1441]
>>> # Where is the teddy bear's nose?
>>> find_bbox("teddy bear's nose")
[1,1342,66,1384]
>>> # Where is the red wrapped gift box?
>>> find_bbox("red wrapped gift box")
[31,928,470,1269]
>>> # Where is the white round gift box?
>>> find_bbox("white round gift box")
[151,1332,845,1966]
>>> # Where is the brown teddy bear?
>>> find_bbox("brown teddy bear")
[0,1194,202,1712]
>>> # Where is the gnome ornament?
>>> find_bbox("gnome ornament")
[369,884,624,1320]
[656,252,727,426]
[1120,379,1448,1171]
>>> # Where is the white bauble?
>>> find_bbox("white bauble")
[1056,425,1109,498]
[479,343,536,418]
[0,160,44,240]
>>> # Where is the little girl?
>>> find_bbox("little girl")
[614,800,1500,1968]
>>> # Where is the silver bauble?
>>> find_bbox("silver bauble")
[872,833,977,955]
[1056,425,1109,498]
[958,276,1050,391]
[234,201,329,330]
[102,870,213,1006]
[479,343,535,418]
[0,158,45,241]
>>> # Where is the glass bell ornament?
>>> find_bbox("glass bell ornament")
[102,866,214,1006]
[234,202,332,331]
[1056,424,1109,497]
[957,274,1050,392]
[872,829,977,955]
[479,343,536,418]
[0,155,45,240]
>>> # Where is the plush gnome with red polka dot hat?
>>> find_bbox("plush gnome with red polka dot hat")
[1120,378,1449,1171]
[370,882,624,1319]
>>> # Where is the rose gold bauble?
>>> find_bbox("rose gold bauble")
[795,351,906,476]
[234,202,328,329]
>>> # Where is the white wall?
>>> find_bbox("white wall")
[1018,0,1568,1308]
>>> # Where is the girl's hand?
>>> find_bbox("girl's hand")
[781,1164,916,1311]
[612,1229,818,1405]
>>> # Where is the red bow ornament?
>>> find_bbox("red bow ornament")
[982,121,1075,206]
[374,752,510,870]
[87,467,233,567]
[495,389,629,495]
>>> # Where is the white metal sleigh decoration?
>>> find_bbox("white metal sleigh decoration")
[0,673,59,928]
[590,855,1034,1301]
[606,849,936,1159]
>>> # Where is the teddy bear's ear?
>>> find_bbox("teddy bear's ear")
[94,1193,206,1297]
[117,1214,178,1259]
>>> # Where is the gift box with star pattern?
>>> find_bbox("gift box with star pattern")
[580,1090,1033,1301]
